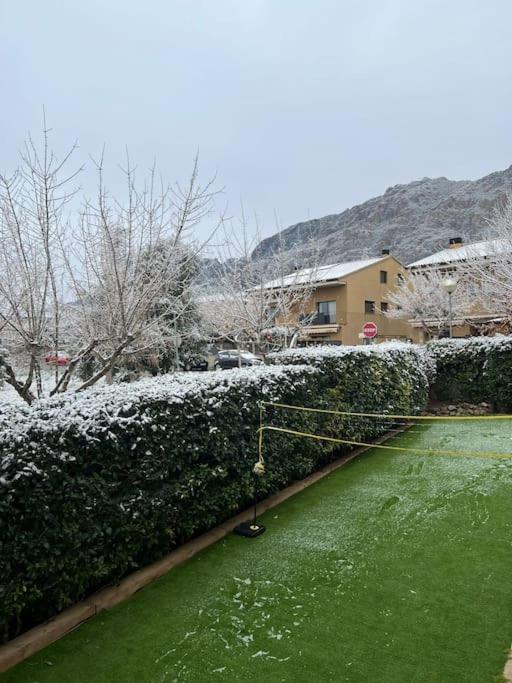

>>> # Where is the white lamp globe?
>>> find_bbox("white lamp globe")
[441,277,458,294]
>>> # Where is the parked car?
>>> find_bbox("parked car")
[214,350,264,370]
[45,350,71,366]
[184,358,208,371]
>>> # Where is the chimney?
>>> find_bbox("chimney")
[381,248,390,255]
[449,237,463,249]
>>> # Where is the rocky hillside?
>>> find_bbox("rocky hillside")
[252,166,512,265]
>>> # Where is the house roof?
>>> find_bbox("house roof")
[263,256,387,289]
[407,238,509,268]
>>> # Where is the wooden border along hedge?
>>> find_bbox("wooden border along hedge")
[505,652,512,682]
[0,431,402,674]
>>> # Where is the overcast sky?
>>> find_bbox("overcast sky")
[2,0,512,242]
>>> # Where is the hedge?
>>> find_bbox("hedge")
[426,336,512,411]
[269,343,429,447]
[0,343,429,641]
[271,343,429,415]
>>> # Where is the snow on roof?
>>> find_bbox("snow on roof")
[263,256,387,289]
[195,292,226,304]
[407,239,510,268]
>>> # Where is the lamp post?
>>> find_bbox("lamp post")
[441,277,458,338]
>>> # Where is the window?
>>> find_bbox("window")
[396,273,405,285]
[380,302,389,313]
[364,300,375,314]
[380,270,388,284]
[316,300,336,324]
[265,307,278,324]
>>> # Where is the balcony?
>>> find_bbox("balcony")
[300,312,340,336]
[300,312,337,326]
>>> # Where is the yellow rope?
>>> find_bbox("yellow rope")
[260,425,512,460]
[261,401,512,422]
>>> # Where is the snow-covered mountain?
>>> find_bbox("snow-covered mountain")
[252,166,512,265]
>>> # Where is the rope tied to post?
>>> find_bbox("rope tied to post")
[253,400,266,475]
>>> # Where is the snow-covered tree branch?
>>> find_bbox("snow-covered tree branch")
[0,128,220,404]
[384,269,470,335]
[200,215,321,354]
[461,197,512,324]
[0,120,82,404]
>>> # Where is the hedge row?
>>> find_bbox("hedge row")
[272,342,429,416]
[426,336,512,411]
[269,343,430,455]
[0,343,429,641]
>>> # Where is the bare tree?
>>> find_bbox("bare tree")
[460,197,512,324]
[63,152,220,390]
[383,269,470,336]
[200,214,321,356]
[0,119,81,404]
[0,126,220,404]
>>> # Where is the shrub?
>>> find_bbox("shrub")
[0,365,320,640]
[270,342,429,447]
[271,342,429,414]
[426,336,512,411]
[0,343,429,641]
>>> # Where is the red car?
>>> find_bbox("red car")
[45,351,71,366]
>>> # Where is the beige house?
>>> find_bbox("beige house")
[271,253,413,346]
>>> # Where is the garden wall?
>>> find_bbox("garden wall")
[0,343,429,641]
[426,336,512,411]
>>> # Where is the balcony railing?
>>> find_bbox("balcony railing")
[300,312,337,326]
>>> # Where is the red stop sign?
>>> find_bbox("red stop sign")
[363,322,378,338]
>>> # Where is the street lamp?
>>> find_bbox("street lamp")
[441,276,458,338]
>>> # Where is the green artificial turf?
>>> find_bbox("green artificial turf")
[4,421,512,682]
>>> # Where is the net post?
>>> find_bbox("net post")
[233,401,266,538]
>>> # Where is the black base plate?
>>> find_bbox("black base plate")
[233,521,266,538]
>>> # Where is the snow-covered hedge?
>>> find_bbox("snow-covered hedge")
[267,343,429,464]
[0,344,429,641]
[0,365,324,640]
[270,342,430,418]
[426,336,512,411]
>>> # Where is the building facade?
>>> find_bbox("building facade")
[272,254,414,346]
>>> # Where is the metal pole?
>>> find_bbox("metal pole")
[174,320,180,370]
[448,291,453,338]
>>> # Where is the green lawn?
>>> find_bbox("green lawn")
[4,421,512,682]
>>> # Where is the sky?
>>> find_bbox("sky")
[2,0,512,243]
